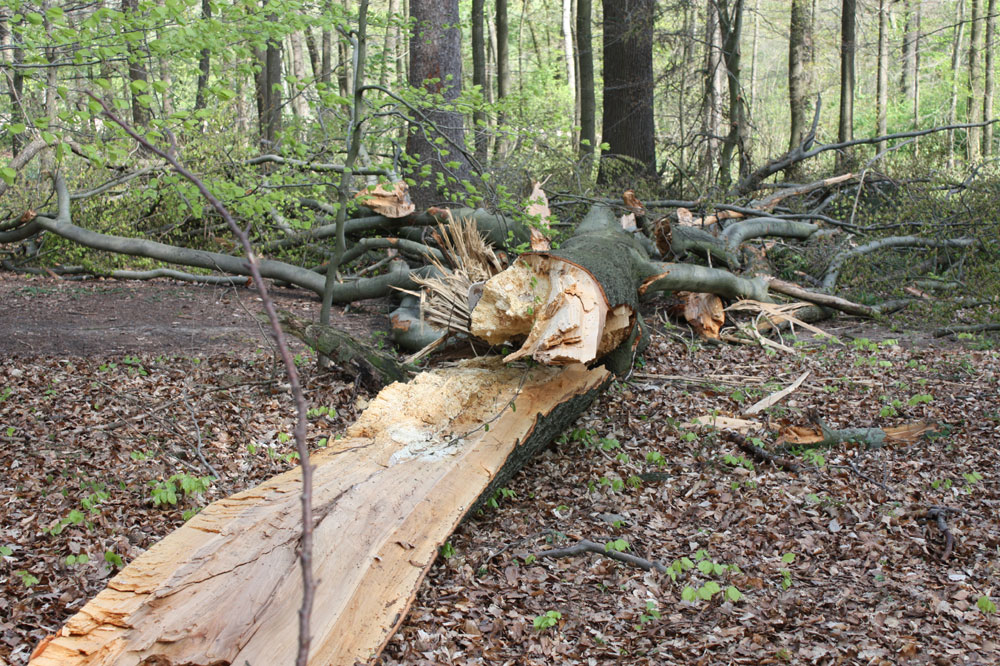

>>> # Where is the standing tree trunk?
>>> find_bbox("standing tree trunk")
[493,0,510,157]
[5,14,25,156]
[288,32,309,122]
[876,0,889,154]
[969,0,983,161]
[263,33,283,148]
[598,0,656,184]
[984,0,996,155]
[122,0,149,127]
[749,0,760,116]
[194,0,211,110]
[949,0,966,167]
[562,0,578,141]
[700,0,724,182]
[577,0,595,170]
[379,0,399,88]
[912,1,922,155]
[321,0,332,86]
[406,0,471,208]
[472,0,488,163]
[788,0,811,178]
[901,0,913,98]
[716,0,749,187]
[837,0,856,169]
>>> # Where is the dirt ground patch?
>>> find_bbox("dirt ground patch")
[0,273,390,357]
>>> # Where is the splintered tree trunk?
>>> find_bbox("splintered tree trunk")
[28,361,611,666]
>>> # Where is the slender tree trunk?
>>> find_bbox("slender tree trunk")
[949,0,966,167]
[916,4,924,157]
[984,0,996,155]
[788,0,810,159]
[562,0,577,136]
[5,15,25,156]
[577,0,595,168]
[597,0,656,184]
[194,0,211,110]
[305,28,320,79]
[837,0,856,169]
[716,0,749,187]
[901,0,913,97]
[289,32,309,122]
[969,0,984,161]
[494,0,510,156]
[338,0,351,97]
[700,0,723,181]
[749,0,759,115]
[122,0,149,127]
[264,29,283,147]
[877,0,889,154]
[472,0,488,163]
[380,0,399,88]
[321,0,332,86]
[406,0,471,207]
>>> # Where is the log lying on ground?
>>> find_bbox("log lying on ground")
[29,358,611,666]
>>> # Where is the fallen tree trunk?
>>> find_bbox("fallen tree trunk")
[29,359,611,666]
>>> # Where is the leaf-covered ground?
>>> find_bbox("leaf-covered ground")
[1,279,999,665]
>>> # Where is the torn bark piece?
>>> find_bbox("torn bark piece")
[471,254,636,366]
[355,181,415,218]
[672,291,725,339]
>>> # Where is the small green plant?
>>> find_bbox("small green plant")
[65,553,91,566]
[599,436,621,451]
[15,570,39,587]
[307,406,338,419]
[104,550,124,569]
[779,552,795,589]
[149,473,214,507]
[931,478,953,490]
[977,595,997,615]
[907,393,933,406]
[532,610,562,632]
[637,600,661,627]
[0,545,12,556]
[722,453,754,470]
[5,426,14,437]
[604,538,630,553]
[439,541,456,559]
[0,387,13,402]
[801,449,826,467]
[645,450,666,466]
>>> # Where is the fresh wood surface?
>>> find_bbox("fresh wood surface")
[29,359,610,666]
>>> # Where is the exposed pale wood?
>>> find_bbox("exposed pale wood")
[743,370,810,416]
[354,181,415,218]
[29,359,611,666]
[673,292,725,339]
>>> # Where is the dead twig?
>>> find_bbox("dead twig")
[914,506,964,561]
[535,539,668,574]
[728,432,801,474]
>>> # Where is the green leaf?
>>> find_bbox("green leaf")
[9,122,26,134]
[129,79,149,93]
[0,545,12,556]
[0,167,16,186]
[26,12,44,25]
[697,559,714,575]
[781,552,796,564]
[41,131,56,144]
[978,595,997,615]
[725,586,743,602]
[681,586,697,602]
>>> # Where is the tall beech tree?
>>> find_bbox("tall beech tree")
[838,0,856,168]
[788,0,811,177]
[598,0,656,184]
[577,0,595,168]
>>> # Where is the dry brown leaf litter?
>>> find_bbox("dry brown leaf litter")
[0,294,998,665]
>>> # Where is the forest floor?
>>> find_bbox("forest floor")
[1,275,999,665]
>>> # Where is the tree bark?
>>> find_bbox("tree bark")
[406,0,471,208]
[984,0,996,155]
[493,0,510,156]
[788,0,811,177]
[716,0,749,187]
[562,0,577,132]
[577,0,595,169]
[700,0,724,182]
[598,0,657,184]
[472,0,488,162]
[837,0,856,169]
[901,0,914,97]
[969,0,983,161]
[121,0,149,127]
[194,0,211,111]
[949,0,966,168]
[876,0,889,154]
